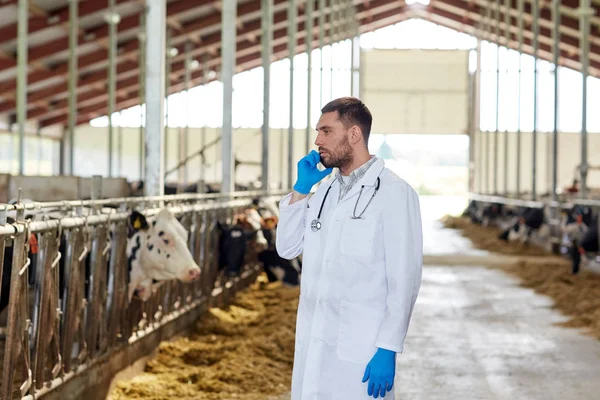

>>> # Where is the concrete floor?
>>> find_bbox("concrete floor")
[281,201,600,399]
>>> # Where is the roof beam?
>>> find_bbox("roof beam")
[40,3,409,128]
[0,0,349,114]
[415,6,600,75]
[0,0,131,44]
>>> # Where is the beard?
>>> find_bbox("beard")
[319,135,354,170]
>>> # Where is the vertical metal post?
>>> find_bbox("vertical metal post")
[262,0,272,190]
[184,41,192,185]
[493,0,500,195]
[165,28,171,177]
[531,0,539,200]
[287,0,296,188]
[201,54,208,188]
[319,0,325,108]
[329,0,335,100]
[552,0,560,204]
[516,0,523,197]
[221,0,237,194]
[473,37,482,194]
[485,2,491,194]
[138,11,146,182]
[106,0,118,178]
[144,0,166,197]
[68,0,78,176]
[579,0,592,198]
[306,0,313,155]
[118,111,123,176]
[503,0,510,195]
[351,6,360,98]
[17,0,27,175]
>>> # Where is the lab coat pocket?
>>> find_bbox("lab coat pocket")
[337,301,385,364]
[340,218,376,257]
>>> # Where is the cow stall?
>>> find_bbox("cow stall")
[0,190,287,400]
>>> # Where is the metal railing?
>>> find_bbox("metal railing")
[0,190,287,399]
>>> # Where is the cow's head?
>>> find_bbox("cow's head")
[127,209,200,301]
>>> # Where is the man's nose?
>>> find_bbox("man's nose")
[314,132,323,147]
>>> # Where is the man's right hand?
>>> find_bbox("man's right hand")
[293,150,333,195]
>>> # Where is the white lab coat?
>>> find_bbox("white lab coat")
[276,158,423,400]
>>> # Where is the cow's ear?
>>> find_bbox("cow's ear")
[130,211,149,231]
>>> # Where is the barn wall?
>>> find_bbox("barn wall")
[361,49,470,135]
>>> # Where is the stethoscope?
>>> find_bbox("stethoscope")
[310,177,381,232]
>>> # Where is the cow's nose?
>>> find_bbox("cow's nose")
[188,268,200,280]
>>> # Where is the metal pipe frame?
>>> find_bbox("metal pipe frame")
[1,192,285,397]
[138,11,146,182]
[17,0,27,176]
[494,0,500,195]
[144,0,166,197]
[476,3,485,194]
[532,0,539,200]
[118,111,123,176]
[306,0,314,155]
[0,192,288,236]
[552,0,560,207]
[68,0,78,176]
[517,0,524,197]
[221,0,236,194]
[261,0,272,190]
[319,0,325,109]
[329,0,335,101]
[503,0,510,195]
[184,41,192,185]
[579,0,593,199]
[485,2,492,194]
[107,0,118,178]
[350,5,360,98]
[201,53,208,189]
[287,0,296,189]
[165,28,172,177]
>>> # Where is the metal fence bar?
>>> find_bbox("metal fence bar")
[0,189,290,213]
[2,193,284,397]
[1,209,32,399]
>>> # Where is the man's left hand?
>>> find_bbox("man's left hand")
[361,347,396,398]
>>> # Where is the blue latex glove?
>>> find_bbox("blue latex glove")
[293,150,333,194]
[362,347,396,398]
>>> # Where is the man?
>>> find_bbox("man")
[276,97,423,399]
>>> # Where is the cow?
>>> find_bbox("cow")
[498,207,549,243]
[216,201,300,286]
[1,206,201,320]
[126,209,201,301]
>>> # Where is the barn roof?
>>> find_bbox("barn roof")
[0,0,598,132]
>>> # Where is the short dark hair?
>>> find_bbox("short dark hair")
[321,97,373,144]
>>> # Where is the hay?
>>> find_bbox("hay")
[496,260,600,340]
[440,215,550,256]
[108,276,299,400]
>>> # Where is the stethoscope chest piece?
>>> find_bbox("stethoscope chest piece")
[311,219,322,232]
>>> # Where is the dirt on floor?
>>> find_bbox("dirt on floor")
[440,215,551,257]
[497,259,600,341]
[107,276,299,400]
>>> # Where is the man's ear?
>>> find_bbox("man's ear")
[349,125,363,145]
[130,211,149,231]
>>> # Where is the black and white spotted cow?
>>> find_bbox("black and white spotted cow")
[126,209,200,301]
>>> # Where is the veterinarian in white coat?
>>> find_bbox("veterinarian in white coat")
[276,97,423,400]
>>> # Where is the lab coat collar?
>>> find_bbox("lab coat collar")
[337,157,385,204]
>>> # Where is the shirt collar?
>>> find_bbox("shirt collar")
[335,155,378,184]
